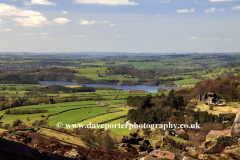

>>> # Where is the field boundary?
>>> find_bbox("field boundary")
[74,110,123,124]
[45,106,102,121]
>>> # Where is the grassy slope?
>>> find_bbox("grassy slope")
[195,103,239,115]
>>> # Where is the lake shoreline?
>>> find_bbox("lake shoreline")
[38,81,181,93]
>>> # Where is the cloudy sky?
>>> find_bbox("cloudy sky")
[0,0,239,53]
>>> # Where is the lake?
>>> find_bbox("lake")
[38,81,179,93]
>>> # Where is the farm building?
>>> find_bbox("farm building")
[196,92,217,104]
[206,97,217,104]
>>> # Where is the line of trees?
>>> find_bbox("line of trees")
[5,108,48,115]
[26,85,95,94]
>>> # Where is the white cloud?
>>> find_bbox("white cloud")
[0,29,13,31]
[195,0,199,4]
[79,19,113,26]
[219,8,224,12]
[155,14,162,17]
[176,8,195,13]
[73,0,139,6]
[53,18,71,24]
[188,37,197,40]
[209,0,239,2]
[101,21,110,23]
[203,7,216,13]
[205,38,235,41]
[62,10,68,14]
[24,0,56,6]
[73,35,87,37]
[0,19,2,23]
[231,5,240,11]
[161,0,171,3]
[205,38,218,40]
[0,3,42,16]
[79,19,96,25]
[12,16,48,27]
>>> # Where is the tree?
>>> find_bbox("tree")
[94,94,102,101]
[102,131,115,149]
[143,128,152,137]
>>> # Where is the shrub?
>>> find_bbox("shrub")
[3,124,10,130]
[27,132,48,145]
[8,87,16,91]
[178,133,189,140]
[32,120,46,128]
[12,119,22,128]
[17,123,28,129]
[209,105,213,110]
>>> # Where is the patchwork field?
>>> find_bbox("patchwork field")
[0,99,134,138]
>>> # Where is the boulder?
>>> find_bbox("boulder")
[187,147,199,158]
[231,108,240,137]
[131,144,142,152]
[201,135,238,154]
[118,143,132,150]
[139,151,148,156]
[149,150,175,160]
[198,154,217,160]
[223,147,240,159]
[140,155,160,160]
[139,140,151,151]
[64,149,83,159]
[206,126,231,140]
[53,150,62,155]
[183,157,199,160]
[121,135,138,144]
[118,143,137,153]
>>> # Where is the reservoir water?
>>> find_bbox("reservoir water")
[38,81,179,93]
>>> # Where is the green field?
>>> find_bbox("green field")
[174,79,202,85]
[76,107,128,126]
[47,107,116,126]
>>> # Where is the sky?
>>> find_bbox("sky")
[0,0,239,53]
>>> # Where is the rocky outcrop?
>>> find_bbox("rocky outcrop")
[149,150,175,159]
[195,109,240,159]
[118,143,133,151]
[206,126,231,140]
[187,147,199,158]
[0,130,33,145]
[222,146,240,159]
[200,135,238,154]
[231,108,240,137]
[120,131,153,154]
[0,137,73,160]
